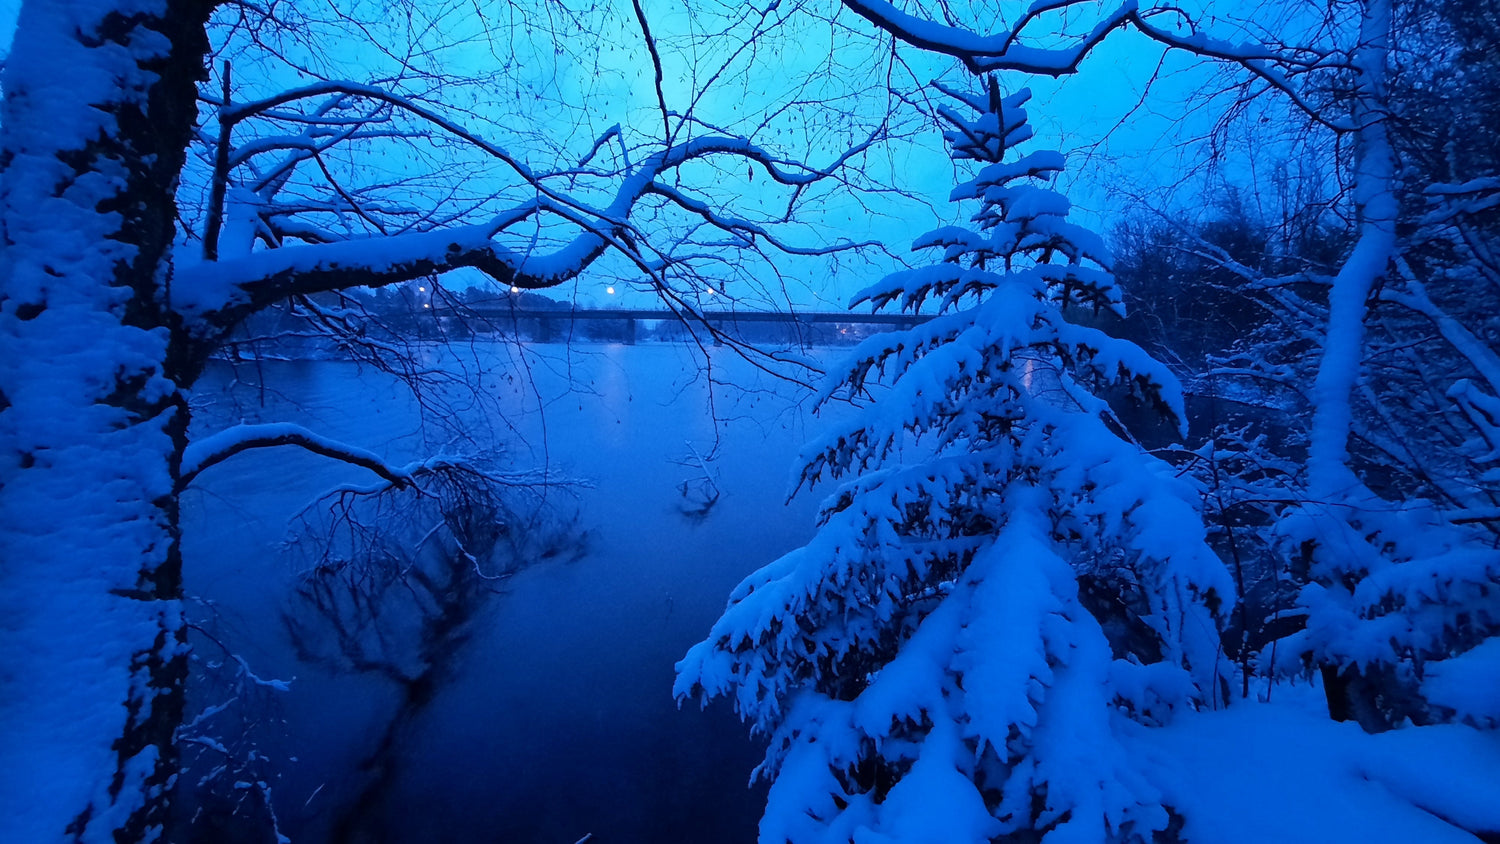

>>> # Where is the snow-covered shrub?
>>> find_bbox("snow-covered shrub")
[1275,471,1500,730]
[677,78,1234,843]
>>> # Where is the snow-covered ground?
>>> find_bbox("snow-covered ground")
[1139,687,1500,844]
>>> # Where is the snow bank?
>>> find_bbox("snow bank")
[1140,698,1500,843]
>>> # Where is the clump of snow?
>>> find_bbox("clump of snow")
[1424,638,1500,725]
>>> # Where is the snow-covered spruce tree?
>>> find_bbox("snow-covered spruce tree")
[677,79,1234,843]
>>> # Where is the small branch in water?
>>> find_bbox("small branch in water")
[674,441,721,519]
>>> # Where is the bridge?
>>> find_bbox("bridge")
[435,305,930,344]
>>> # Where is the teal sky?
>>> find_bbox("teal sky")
[0,1,1287,311]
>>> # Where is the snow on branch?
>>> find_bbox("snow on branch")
[1423,177,1500,224]
[842,0,1346,129]
[842,0,1138,76]
[179,422,439,491]
[176,129,880,325]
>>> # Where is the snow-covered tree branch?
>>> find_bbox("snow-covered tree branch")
[177,422,464,491]
[842,0,1339,124]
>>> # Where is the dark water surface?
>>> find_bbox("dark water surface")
[182,342,830,843]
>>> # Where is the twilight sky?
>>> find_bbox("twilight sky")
[0,1,1281,310]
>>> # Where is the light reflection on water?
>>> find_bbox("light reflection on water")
[181,341,832,844]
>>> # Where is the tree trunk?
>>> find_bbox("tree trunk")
[1299,0,1402,730]
[0,1,213,842]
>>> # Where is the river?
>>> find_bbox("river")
[181,340,841,843]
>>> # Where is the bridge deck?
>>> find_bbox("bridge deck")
[450,306,928,325]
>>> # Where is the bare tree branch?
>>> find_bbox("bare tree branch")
[630,0,672,142]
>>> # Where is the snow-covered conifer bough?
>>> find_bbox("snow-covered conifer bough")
[676,76,1236,843]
